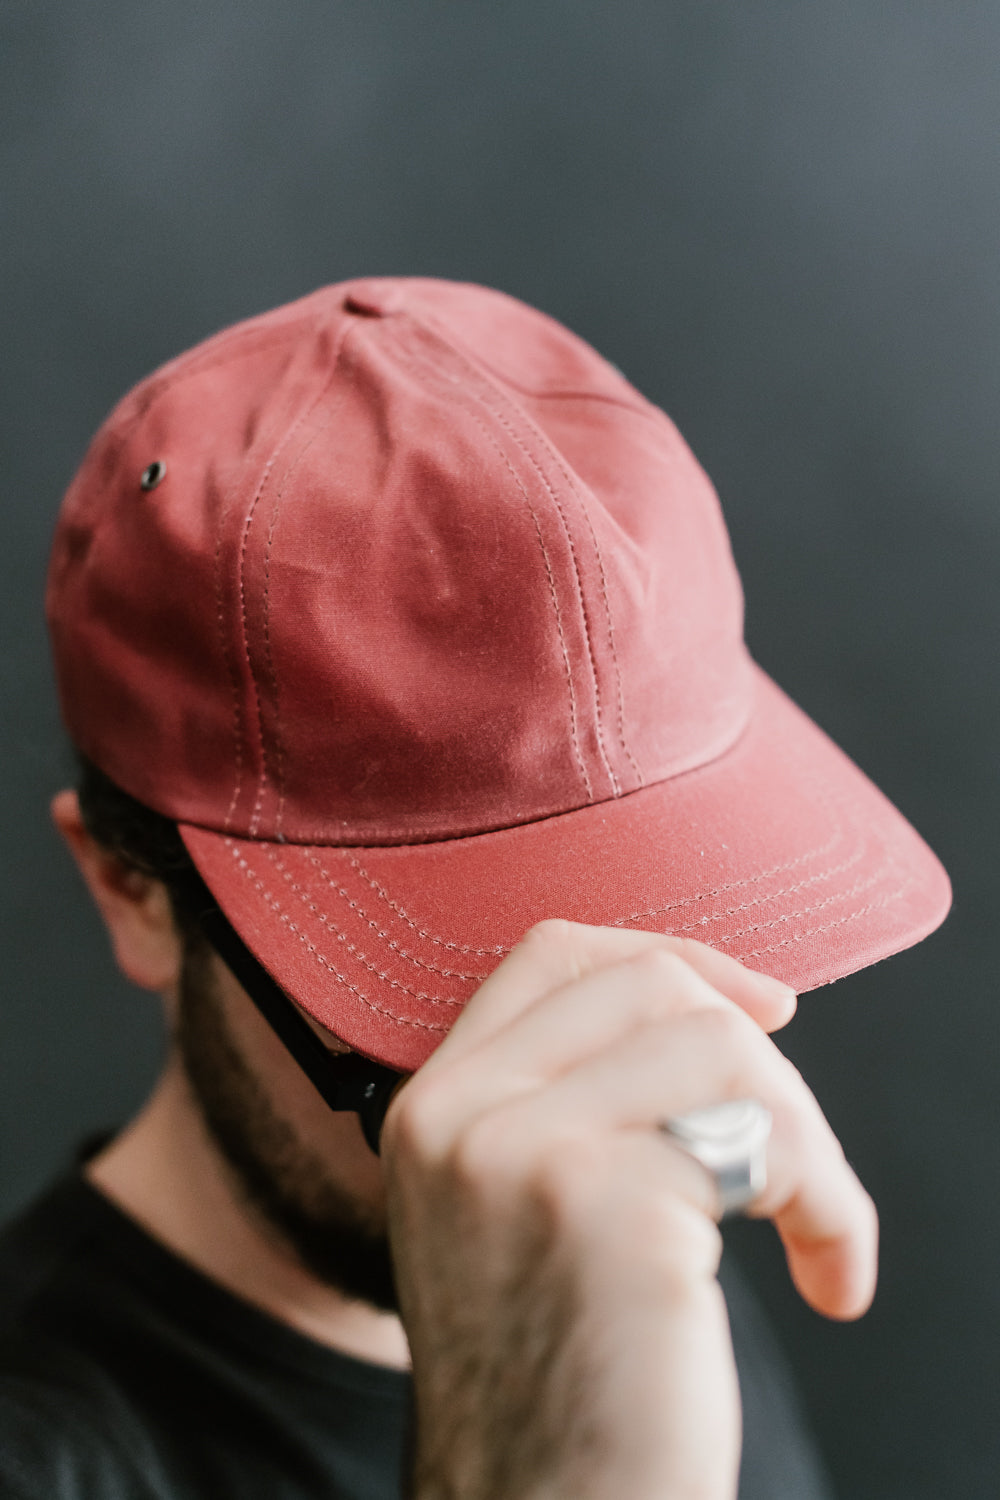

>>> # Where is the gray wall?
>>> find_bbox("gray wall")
[3,5,997,1496]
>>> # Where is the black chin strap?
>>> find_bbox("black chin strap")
[178,876,404,1153]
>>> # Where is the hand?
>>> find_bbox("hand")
[382,921,877,1500]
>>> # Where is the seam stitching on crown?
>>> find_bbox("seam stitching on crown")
[238,321,354,837]
[387,323,594,801]
[419,308,642,790]
[404,311,619,798]
[257,320,356,837]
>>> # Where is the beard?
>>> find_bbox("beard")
[175,941,399,1314]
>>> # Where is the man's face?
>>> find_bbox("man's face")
[175,938,400,1312]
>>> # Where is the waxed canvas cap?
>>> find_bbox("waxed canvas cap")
[47,277,951,1070]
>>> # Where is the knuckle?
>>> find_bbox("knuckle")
[608,1183,723,1281]
[528,1132,607,1209]
[770,1094,811,1161]
[692,1000,751,1050]
[771,1049,808,1093]
[769,1052,826,1123]
[453,1119,608,1224]
[684,1003,792,1099]
[519,917,576,951]
[448,1109,516,1193]
[529,1134,640,1242]
[669,934,714,968]
[653,1196,723,1269]
[383,1076,446,1162]
[629,944,691,990]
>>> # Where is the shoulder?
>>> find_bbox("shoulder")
[0,1174,162,1497]
[0,1368,157,1500]
[0,1173,98,1324]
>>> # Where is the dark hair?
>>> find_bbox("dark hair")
[74,753,214,944]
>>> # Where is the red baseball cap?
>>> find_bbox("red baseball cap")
[47,277,951,1070]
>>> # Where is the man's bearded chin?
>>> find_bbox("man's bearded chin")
[176,942,399,1315]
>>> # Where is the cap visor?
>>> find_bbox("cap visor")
[181,666,951,1071]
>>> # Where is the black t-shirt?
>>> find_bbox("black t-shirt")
[0,1170,834,1499]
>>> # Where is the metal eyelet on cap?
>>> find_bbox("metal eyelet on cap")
[140,460,167,491]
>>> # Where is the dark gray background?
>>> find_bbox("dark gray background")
[2,4,997,1496]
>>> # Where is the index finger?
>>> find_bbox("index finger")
[421,919,797,1074]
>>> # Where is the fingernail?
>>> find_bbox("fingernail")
[752,970,798,1004]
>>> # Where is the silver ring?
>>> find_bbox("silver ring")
[660,1099,772,1218]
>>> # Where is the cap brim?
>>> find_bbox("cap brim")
[181,666,951,1071]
